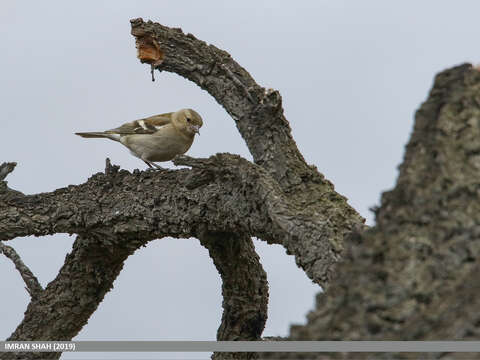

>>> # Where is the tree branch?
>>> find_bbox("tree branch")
[199,232,268,341]
[0,242,43,298]
[2,18,367,352]
[130,19,365,286]
[0,153,338,354]
[199,232,267,360]
[5,234,133,360]
[1,154,349,286]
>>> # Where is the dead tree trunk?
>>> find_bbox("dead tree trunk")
[265,64,480,359]
[0,19,364,360]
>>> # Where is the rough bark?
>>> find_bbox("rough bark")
[1,154,360,287]
[200,232,267,360]
[130,18,365,285]
[1,156,278,359]
[4,234,133,360]
[1,139,360,359]
[1,18,365,360]
[262,64,480,359]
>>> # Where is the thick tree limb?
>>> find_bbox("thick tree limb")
[130,18,365,285]
[200,233,268,341]
[132,19,363,357]
[4,234,133,360]
[199,232,267,360]
[0,242,43,298]
[0,152,341,355]
[1,154,351,286]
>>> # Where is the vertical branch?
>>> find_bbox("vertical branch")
[199,232,268,360]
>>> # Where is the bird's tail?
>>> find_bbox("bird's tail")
[75,132,120,142]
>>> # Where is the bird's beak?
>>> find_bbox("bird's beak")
[191,124,200,135]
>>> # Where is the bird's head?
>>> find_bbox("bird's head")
[173,109,203,136]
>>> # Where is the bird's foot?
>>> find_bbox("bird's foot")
[144,160,165,171]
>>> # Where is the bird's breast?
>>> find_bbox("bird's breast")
[120,132,194,162]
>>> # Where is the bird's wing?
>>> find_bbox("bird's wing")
[105,113,173,135]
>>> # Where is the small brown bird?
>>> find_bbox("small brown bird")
[75,109,203,169]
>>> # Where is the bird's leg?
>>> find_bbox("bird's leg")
[143,159,164,171]
[150,162,164,170]
[144,160,153,169]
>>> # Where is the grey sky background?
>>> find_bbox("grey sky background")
[1,1,480,359]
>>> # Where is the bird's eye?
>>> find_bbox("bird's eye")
[186,118,191,122]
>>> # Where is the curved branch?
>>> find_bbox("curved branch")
[2,19,366,350]
[130,19,365,285]
[2,156,271,356]
[6,234,133,360]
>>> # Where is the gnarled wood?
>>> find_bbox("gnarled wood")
[129,18,365,285]
[200,232,267,360]
[2,18,364,360]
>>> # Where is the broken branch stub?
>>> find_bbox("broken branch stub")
[132,21,164,81]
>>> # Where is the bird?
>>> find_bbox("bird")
[75,108,203,169]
